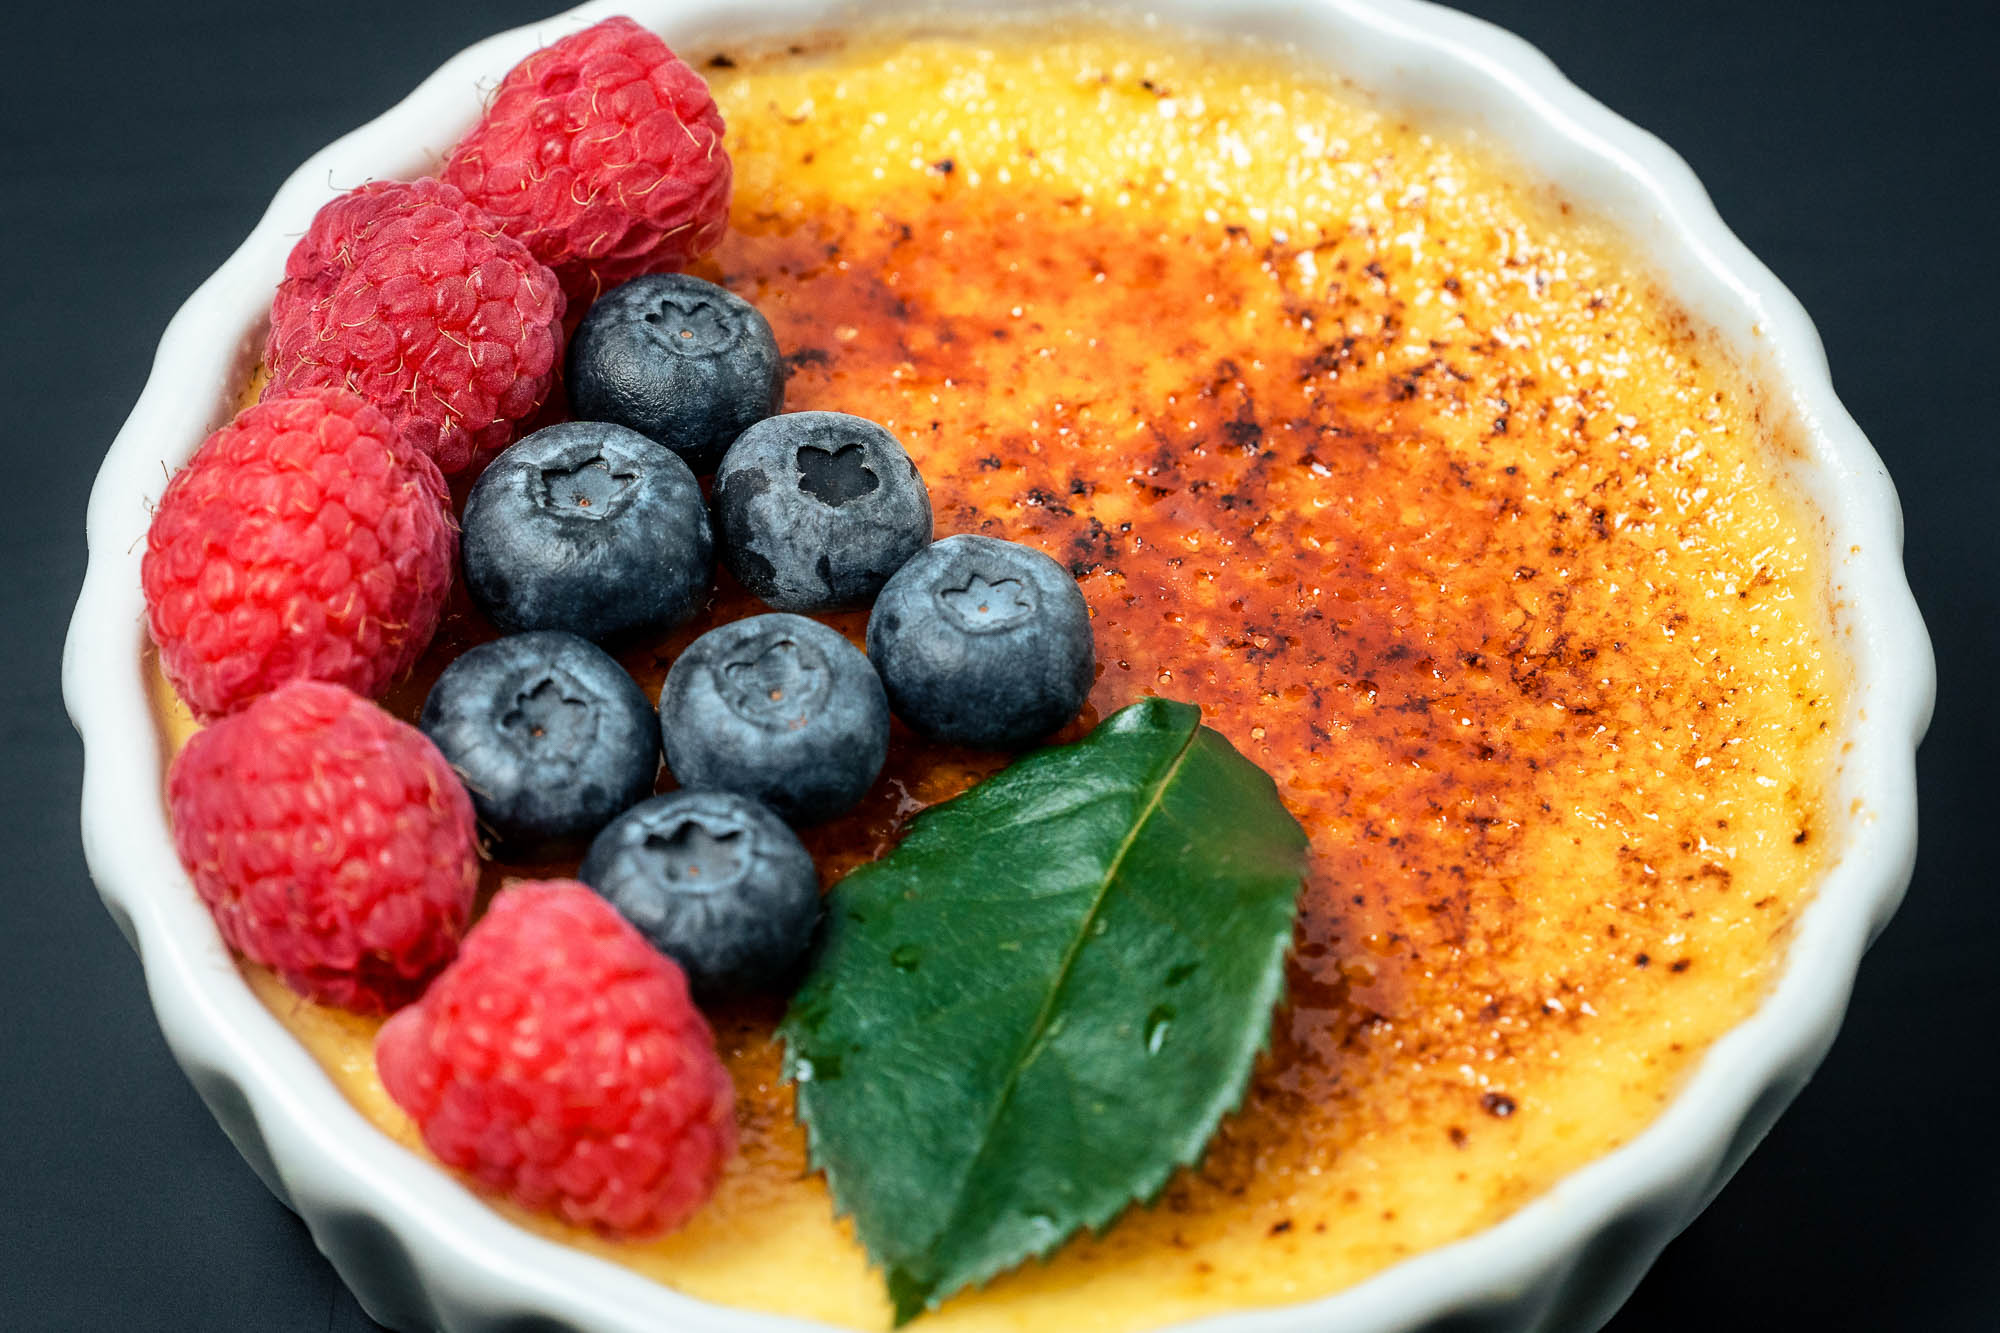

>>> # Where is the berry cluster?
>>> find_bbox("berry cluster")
[454,278,1094,885]
[143,14,1098,1244]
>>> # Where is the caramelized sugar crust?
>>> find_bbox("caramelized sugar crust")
[160,24,1839,1331]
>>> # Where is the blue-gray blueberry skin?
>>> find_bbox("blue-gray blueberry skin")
[660,613,890,825]
[579,790,822,996]
[419,631,660,855]
[866,534,1096,750]
[566,274,785,475]
[461,420,714,642]
[712,411,932,613]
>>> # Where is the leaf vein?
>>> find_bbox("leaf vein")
[921,712,1204,1276]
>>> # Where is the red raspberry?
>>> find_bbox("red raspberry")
[143,389,455,720]
[167,681,479,1013]
[265,177,566,475]
[376,881,736,1237]
[442,17,732,305]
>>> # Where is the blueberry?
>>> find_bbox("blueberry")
[866,534,1095,749]
[419,631,659,853]
[567,274,785,475]
[579,790,821,995]
[713,411,932,612]
[661,613,889,824]
[461,420,713,642]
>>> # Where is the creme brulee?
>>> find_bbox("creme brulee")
[150,19,1841,1332]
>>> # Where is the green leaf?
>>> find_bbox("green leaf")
[780,697,1308,1323]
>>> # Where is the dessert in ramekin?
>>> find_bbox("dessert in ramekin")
[66,4,1931,1331]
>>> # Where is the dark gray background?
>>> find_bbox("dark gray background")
[4,1,1993,1328]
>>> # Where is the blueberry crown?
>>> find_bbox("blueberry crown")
[641,289,738,355]
[796,442,880,507]
[497,669,600,757]
[535,453,640,520]
[936,571,1035,634]
[636,817,751,893]
[716,634,831,729]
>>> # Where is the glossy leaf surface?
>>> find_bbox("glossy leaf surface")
[781,697,1308,1322]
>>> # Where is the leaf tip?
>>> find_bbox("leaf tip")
[887,1267,933,1326]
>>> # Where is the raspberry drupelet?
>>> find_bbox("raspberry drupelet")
[265,176,566,476]
[442,17,732,305]
[142,388,456,720]
[167,681,479,1013]
[376,881,737,1237]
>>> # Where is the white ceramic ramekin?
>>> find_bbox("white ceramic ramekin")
[62,2,1934,1330]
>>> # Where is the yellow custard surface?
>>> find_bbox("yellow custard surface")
[153,20,1842,1333]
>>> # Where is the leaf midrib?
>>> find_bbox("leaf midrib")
[907,718,1202,1292]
